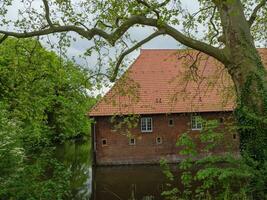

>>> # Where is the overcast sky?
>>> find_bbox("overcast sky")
[36,1,199,95]
[50,1,200,68]
[4,0,200,64]
[3,0,201,95]
[3,1,265,96]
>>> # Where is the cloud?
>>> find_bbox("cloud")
[2,0,201,96]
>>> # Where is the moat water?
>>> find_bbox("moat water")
[55,139,182,200]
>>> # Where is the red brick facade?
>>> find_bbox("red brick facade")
[92,112,239,165]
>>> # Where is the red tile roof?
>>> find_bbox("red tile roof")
[89,49,267,116]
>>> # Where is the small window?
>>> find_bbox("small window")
[168,118,174,127]
[156,137,162,145]
[233,133,237,140]
[141,117,153,133]
[102,139,107,146]
[129,138,136,145]
[191,115,202,130]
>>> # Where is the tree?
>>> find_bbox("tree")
[0,0,266,161]
[0,37,94,145]
[0,37,96,199]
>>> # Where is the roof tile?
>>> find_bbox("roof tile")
[89,49,267,116]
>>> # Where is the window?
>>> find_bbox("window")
[233,133,237,140]
[129,138,136,145]
[102,139,107,146]
[191,115,202,130]
[156,137,162,145]
[168,118,174,127]
[141,117,153,132]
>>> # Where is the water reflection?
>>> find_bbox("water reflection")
[55,139,93,200]
[55,140,178,200]
[94,166,172,200]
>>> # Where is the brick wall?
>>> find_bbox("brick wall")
[93,112,239,165]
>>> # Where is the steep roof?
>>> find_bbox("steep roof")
[89,49,267,116]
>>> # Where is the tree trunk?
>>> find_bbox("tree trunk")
[216,0,267,161]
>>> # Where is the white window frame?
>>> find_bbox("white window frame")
[141,117,153,133]
[129,138,136,145]
[101,138,108,146]
[191,115,202,130]
[156,136,163,145]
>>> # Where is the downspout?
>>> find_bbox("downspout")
[92,118,97,166]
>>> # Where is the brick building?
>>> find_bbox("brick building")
[89,49,267,165]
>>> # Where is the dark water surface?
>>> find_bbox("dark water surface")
[94,166,172,200]
[55,139,179,200]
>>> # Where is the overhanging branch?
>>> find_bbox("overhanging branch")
[248,0,266,27]
[110,30,165,82]
[209,6,220,44]
[135,0,171,19]
[42,0,54,27]
[0,15,227,63]
[0,35,8,44]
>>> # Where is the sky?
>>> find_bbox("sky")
[4,0,200,63]
[46,1,200,67]
[2,0,201,95]
[51,1,200,96]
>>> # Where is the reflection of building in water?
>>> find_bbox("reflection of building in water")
[92,165,176,200]
[88,49,261,165]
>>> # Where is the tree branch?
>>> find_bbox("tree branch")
[136,0,160,19]
[0,34,8,44]
[248,0,266,27]
[0,25,89,39]
[110,30,165,82]
[191,6,213,18]
[158,22,228,63]
[135,0,171,19]
[94,20,113,29]
[209,6,220,44]
[42,0,54,27]
[0,15,227,63]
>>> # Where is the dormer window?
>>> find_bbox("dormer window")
[191,115,202,130]
[141,117,153,133]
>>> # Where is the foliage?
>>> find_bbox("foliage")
[161,118,267,200]
[0,0,267,199]
[0,37,95,199]
[0,103,24,187]
[55,140,92,199]
[0,148,71,200]
[0,0,266,80]
[0,38,94,146]
[0,103,71,199]
[110,114,140,137]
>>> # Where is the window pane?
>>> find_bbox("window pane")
[196,116,202,129]
[147,118,152,131]
[192,115,202,130]
[192,116,196,129]
[157,137,162,144]
[141,117,152,132]
[169,118,173,126]
[129,138,135,145]
[141,118,147,131]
